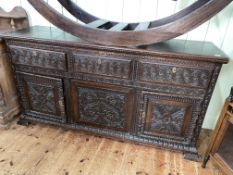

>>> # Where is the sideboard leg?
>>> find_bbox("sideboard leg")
[17,118,31,126]
[202,155,210,168]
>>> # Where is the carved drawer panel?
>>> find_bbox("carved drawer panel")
[16,72,66,122]
[71,52,133,79]
[71,80,134,131]
[137,61,213,88]
[9,45,67,71]
[137,91,202,142]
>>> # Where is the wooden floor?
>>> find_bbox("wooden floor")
[0,120,223,175]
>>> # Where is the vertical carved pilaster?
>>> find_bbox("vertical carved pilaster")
[192,64,222,144]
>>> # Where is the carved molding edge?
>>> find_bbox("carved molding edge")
[20,114,200,161]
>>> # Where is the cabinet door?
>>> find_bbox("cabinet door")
[71,80,134,132]
[16,72,66,122]
[137,91,201,142]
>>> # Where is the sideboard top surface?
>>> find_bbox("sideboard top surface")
[1,26,229,64]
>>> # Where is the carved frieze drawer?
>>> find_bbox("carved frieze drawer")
[70,52,133,79]
[9,45,67,71]
[15,72,66,123]
[137,91,202,144]
[71,80,134,132]
[137,60,213,88]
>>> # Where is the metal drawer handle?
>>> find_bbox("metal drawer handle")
[172,67,177,73]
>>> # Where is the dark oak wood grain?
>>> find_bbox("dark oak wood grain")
[1,26,228,161]
[27,0,232,46]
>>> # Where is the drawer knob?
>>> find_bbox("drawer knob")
[97,58,102,65]
[32,51,37,57]
[10,19,15,29]
[172,67,177,73]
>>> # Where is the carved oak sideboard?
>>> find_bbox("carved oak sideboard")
[1,26,229,161]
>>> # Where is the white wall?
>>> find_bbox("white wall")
[1,0,233,129]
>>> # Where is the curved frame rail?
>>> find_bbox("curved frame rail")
[58,0,207,28]
[28,0,232,46]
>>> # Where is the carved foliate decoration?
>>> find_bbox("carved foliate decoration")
[192,64,222,144]
[137,92,201,143]
[148,102,187,135]
[6,35,226,161]
[15,73,66,122]
[78,87,126,129]
[9,46,66,71]
[72,53,132,79]
[27,83,56,114]
[138,62,211,88]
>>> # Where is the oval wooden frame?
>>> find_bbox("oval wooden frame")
[28,0,232,46]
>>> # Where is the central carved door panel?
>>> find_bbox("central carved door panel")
[70,80,134,132]
[16,72,66,123]
[137,91,202,144]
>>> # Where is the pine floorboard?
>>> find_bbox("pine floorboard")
[0,120,223,175]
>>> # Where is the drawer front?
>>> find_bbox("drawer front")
[71,52,133,79]
[9,46,67,71]
[137,91,202,143]
[16,72,66,122]
[71,80,134,132]
[137,61,213,88]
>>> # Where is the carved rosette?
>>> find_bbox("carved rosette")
[149,103,186,135]
[27,83,56,114]
[78,87,126,129]
[15,73,66,122]
[137,92,203,145]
